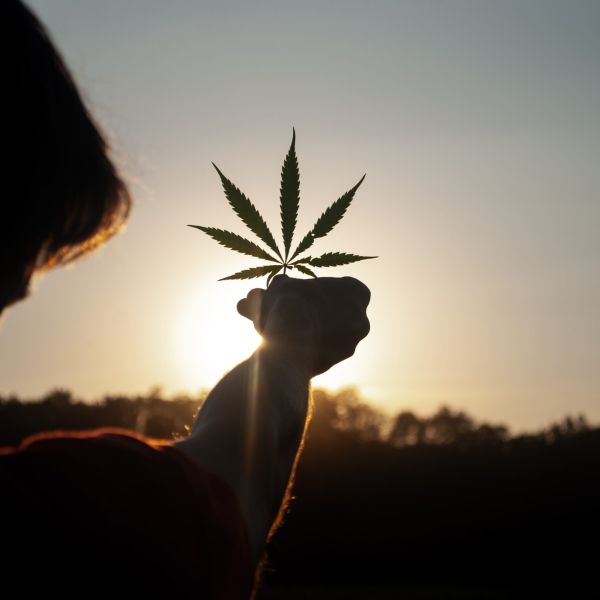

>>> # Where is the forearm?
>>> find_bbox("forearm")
[173,346,311,560]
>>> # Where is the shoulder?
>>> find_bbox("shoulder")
[0,427,255,596]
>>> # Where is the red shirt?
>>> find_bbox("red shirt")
[0,427,255,598]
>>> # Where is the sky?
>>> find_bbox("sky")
[1,0,598,431]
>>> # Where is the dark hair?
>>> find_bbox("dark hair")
[0,1,131,309]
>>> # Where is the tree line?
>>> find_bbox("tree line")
[0,386,589,449]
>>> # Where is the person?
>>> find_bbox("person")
[0,1,371,597]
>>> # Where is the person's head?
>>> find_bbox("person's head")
[0,1,131,314]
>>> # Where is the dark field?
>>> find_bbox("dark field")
[2,387,599,597]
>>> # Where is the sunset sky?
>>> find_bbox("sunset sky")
[1,0,598,430]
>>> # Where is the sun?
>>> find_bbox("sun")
[172,280,368,394]
[173,283,262,390]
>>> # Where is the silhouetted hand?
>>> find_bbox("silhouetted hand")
[237,274,371,376]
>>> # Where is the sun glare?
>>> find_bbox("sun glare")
[172,282,369,394]
[173,284,262,390]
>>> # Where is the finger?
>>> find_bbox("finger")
[269,273,291,287]
[237,288,264,321]
[343,277,371,308]
[357,315,370,341]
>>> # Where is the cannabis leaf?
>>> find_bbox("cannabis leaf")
[190,130,377,283]
[289,174,365,261]
[302,252,376,267]
[188,226,279,262]
[280,128,300,261]
[219,265,282,281]
[293,264,317,278]
[212,164,282,261]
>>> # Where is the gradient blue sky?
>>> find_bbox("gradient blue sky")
[1,0,598,430]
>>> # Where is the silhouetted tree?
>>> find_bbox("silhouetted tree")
[546,413,590,443]
[310,387,384,442]
[423,405,474,444]
[388,410,424,446]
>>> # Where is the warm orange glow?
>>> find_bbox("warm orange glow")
[173,284,262,390]
[313,357,366,392]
